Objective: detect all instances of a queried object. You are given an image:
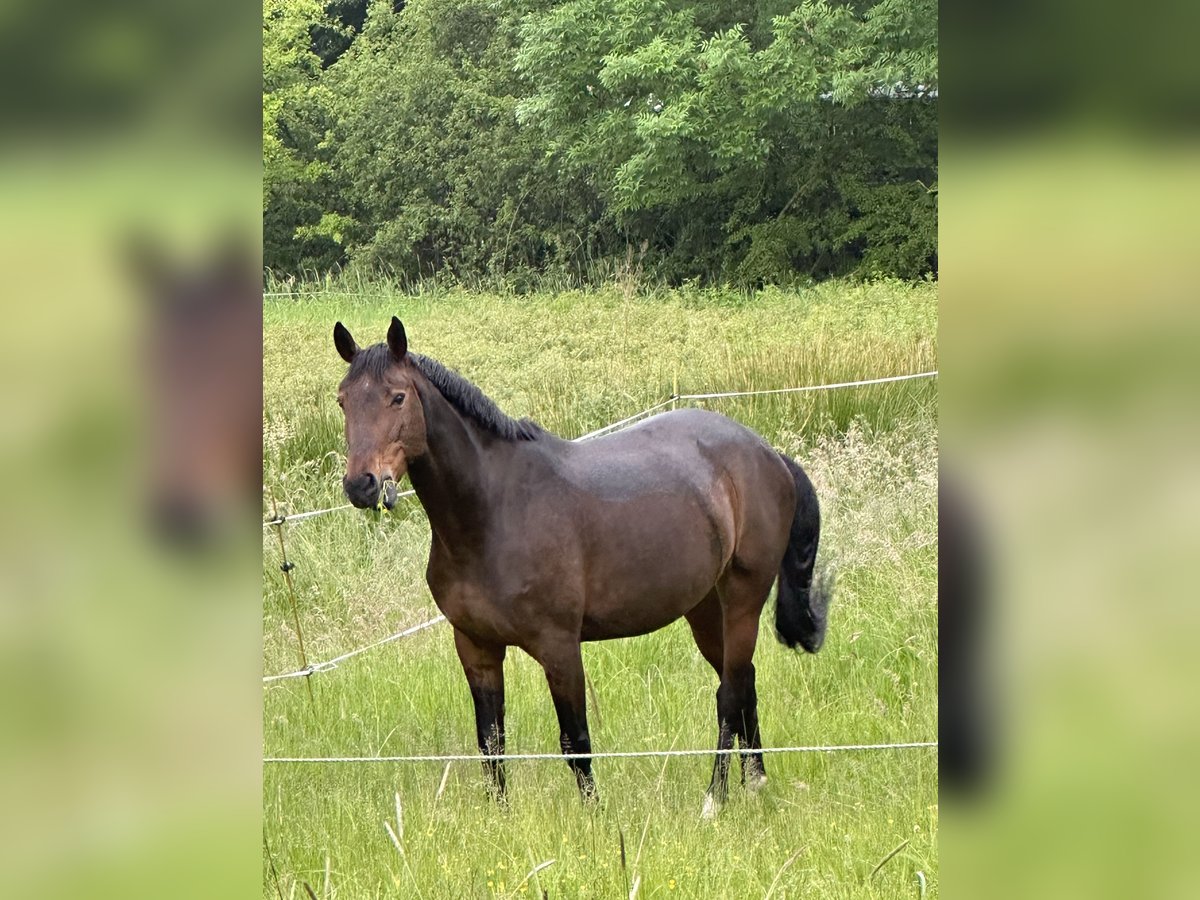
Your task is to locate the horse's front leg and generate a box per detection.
[537,640,597,802]
[453,628,508,802]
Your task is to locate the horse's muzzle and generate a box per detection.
[343,471,380,509]
[344,471,401,509]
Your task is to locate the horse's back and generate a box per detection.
[565,409,790,516]
[569,407,782,485]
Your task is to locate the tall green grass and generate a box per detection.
[263,280,937,898]
[264,280,935,513]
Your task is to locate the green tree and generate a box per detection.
[515,0,937,281]
[327,0,617,285]
[263,0,350,274]
[262,0,937,284]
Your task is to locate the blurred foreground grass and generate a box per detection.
[941,133,1200,897]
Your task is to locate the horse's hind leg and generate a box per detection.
[734,660,767,792]
[703,571,771,818]
[689,589,767,791]
[685,590,724,675]
[453,628,508,802]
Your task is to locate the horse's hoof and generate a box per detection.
[747,773,768,793]
[701,793,721,820]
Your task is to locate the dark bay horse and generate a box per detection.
[333,317,831,815]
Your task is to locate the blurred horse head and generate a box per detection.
[130,236,261,546]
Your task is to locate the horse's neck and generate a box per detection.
[407,384,506,550]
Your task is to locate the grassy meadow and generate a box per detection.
[262,280,938,899]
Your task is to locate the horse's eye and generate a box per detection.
[392,392,406,407]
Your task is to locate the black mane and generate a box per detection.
[348,343,543,442]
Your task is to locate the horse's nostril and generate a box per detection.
[343,471,379,506]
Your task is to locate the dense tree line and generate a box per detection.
[264,0,936,285]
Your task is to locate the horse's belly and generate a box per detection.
[579,590,704,641]
[579,526,723,640]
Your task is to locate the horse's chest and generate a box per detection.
[425,558,539,645]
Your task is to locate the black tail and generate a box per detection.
[775,453,833,653]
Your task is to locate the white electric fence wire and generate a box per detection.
[263,615,446,683]
[572,397,679,441]
[677,370,938,400]
[264,741,938,764]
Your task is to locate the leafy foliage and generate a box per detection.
[325,0,611,284]
[263,0,346,274]
[263,0,937,284]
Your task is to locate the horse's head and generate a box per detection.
[333,316,428,510]
[130,235,261,545]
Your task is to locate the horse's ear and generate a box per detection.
[387,316,408,361]
[333,322,358,364]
